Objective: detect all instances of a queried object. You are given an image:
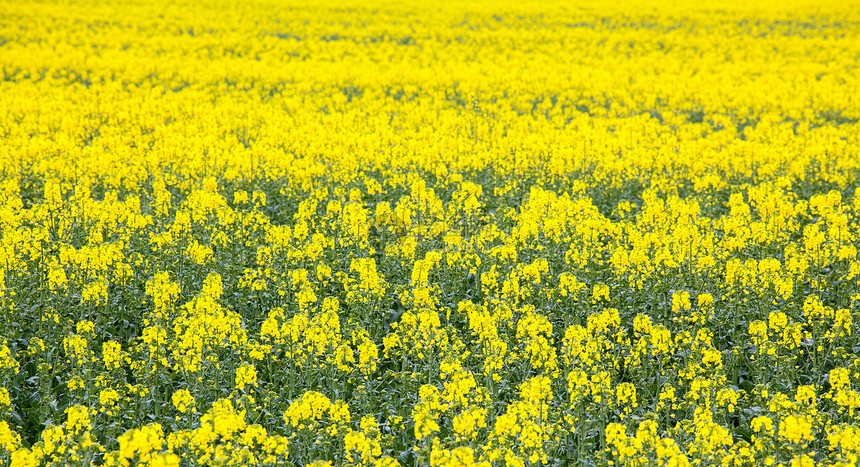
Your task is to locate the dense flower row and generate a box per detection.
[1,0,859,465]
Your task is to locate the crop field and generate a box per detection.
[1,0,860,465]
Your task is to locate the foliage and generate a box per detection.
[1,0,860,465]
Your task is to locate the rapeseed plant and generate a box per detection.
[1,0,860,465]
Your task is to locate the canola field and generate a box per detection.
[2,0,860,465]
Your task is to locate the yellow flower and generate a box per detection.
[172,390,195,414]
[115,424,166,465]
[779,415,813,445]
[0,421,22,452]
[235,363,258,390]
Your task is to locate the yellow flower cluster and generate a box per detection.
[1,0,859,465]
